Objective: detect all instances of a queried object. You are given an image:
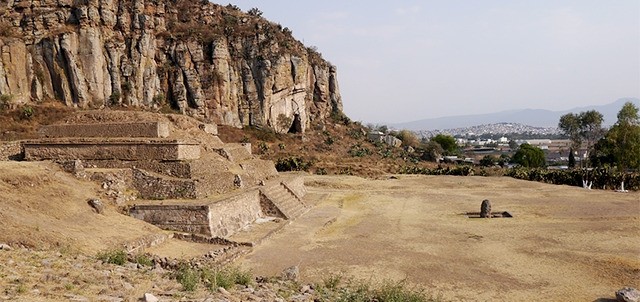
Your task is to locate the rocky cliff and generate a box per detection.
[0,0,343,133]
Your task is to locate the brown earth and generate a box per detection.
[238,175,640,302]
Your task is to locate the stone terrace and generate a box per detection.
[20,111,310,259]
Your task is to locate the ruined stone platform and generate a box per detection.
[21,113,309,258]
[39,122,170,138]
[129,175,308,238]
[23,138,200,161]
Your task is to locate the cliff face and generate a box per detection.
[0,0,343,133]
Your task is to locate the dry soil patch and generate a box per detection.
[238,175,640,301]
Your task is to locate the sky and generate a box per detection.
[213,1,640,124]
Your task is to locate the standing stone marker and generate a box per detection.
[480,199,492,218]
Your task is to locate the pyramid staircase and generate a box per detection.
[21,112,309,252]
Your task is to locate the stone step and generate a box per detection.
[215,143,252,162]
[259,183,307,220]
[23,138,200,161]
[39,122,170,138]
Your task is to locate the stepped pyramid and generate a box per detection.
[22,110,309,240]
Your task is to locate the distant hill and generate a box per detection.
[394,98,640,131]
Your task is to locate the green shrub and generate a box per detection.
[399,165,475,176]
[176,266,199,291]
[133,254,153,267]
[348,144,371,157]
[20,106,34,120]
[199,266,253,291]
[97,249,127,266]
[258,141,269,154]
[276,156,314,172]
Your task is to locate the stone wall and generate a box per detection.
[129,205,212,236]
[39,122,170,138]
[23,139,201,161]
[0,141,23,161]
[208,190,263,238]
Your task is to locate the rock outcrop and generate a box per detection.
[0,1,343,133]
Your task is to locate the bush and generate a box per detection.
[176,266,200,291]
[177,265,253,292]
[348,144,371,157]
[258,141,269,154]
[134,254,153,267]
[314,277,438,302]
[97,249,128,266]
[399,165,475,176]
[275,156,315,172]
[20,106,34,120]
[506,167,639,190]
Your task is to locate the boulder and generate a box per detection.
[617,287,640,302]
[281,265,299,282]
[142,293,159,302]
[88,198,104,214]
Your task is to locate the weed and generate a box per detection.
[258,141,269,154]
[323,274,342,289]
[324,136,335,145]
[133,254,153,267]
[176,266,199,291]
[187,266,253,291]
[348,144,371,157]
[278,143,286,150]
[315,167,328,175]
[20,106,35,120]
[96,249,127,266]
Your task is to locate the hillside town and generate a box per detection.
[415,122,562,139]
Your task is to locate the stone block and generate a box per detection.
[198,123,218,135]
[23,138,200,161]
[39,122,170,138]
[129,190,263,238]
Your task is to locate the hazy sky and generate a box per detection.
[215,1,640,123]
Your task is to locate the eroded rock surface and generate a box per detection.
[0,1,343,133]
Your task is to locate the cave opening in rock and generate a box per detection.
[288,114,302,133]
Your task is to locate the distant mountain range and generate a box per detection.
[393,98,640,131]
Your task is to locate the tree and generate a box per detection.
[508,140,519,150]
[480,155,496,167]
[498,154,511,167]
[394,130,420,148]
[512,143,546,168]
[558,110,604,166]
[430,134,458,155]
[592,102,640,171]
[247,7,263,16]
[421,141,444,162]
[568,149,576,168]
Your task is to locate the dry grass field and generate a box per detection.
[0,160,638,301]
[239,175,640,301]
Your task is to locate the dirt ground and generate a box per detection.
[238,175,640,302]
